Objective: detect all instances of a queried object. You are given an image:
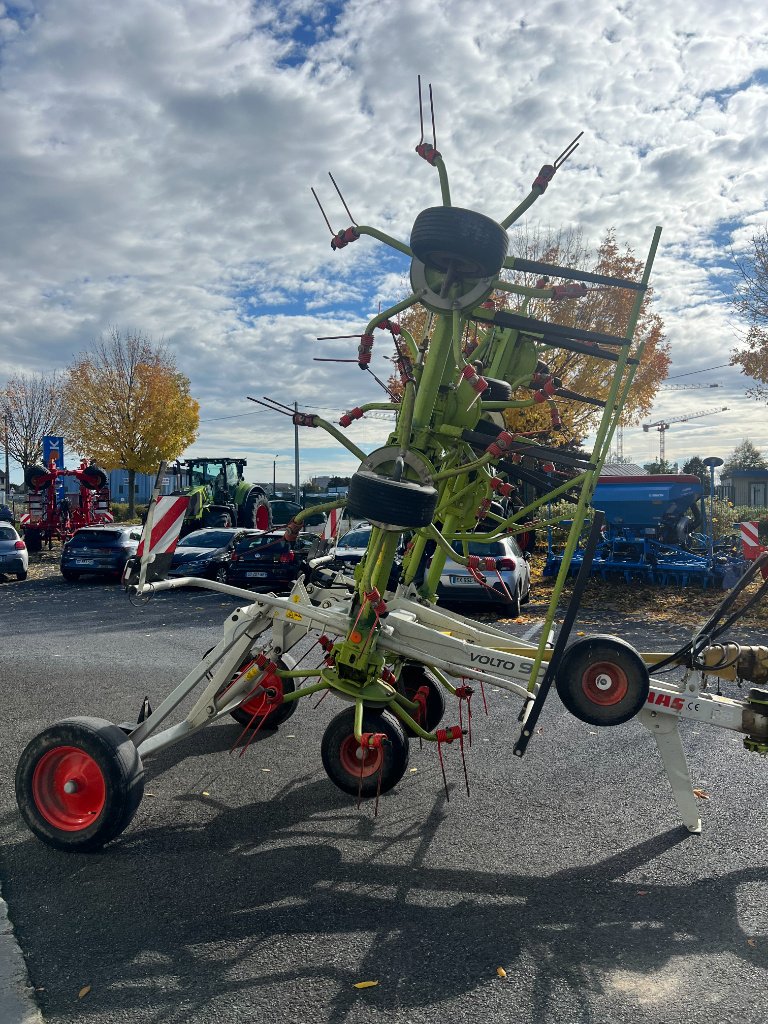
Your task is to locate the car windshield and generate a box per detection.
[71,530,127,545]
[178,530,235,548]
[338,529,370,548]
[450,541,506,558]
[235,534,286,553]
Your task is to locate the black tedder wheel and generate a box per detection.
[410,206,509,279]
[482,377,513,402]
[397,663,446,735]
[346,471,437,529]
[321,708,409,798]
[555,635,650,727]
[15,717,145,852]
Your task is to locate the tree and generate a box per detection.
[682,456,709,486]
[63,329,200,515]
[0,372,67,472]
[722,439,768,474]
[643,459,678,475]
[731,229,768,399]
[386,227,668,446]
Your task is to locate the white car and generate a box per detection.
[0,522,29,581]
[437,536,531,615]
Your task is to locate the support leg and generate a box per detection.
[639,709,701,834]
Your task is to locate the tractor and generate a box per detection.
[21,456,112,552]
[168,457,271,535]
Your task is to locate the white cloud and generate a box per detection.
[2,0,768,480]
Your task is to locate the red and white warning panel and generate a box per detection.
[123,495,189,586]
[322,507,340,541]
[740,521,762,560]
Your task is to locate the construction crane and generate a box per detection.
[642,407,729,463]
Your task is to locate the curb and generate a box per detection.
[0,884,43,1024]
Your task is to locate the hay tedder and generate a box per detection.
[15,87,768,852]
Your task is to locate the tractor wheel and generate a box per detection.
[228,659,297,728]
[24,528,43,554]
[321,708,409,798]
[397,663,446,735]
[346,471,437,529]
[410,206,509,279]
[203,506,232,528]
[61,569,79,582]
[482,377,513,402]
[555,635,650,727]
[15,717,145,852]
[241,490,270,531]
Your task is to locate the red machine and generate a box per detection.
[21,456,112,552]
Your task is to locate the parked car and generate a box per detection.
[269,499,328,537]
[60,525,142,582]
[436,536,531,615]
[227,530,320,590]
[328,525,373,568]
[0,522,28,581]
[167,528,247,582]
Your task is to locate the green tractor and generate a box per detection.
[169,458,271,535]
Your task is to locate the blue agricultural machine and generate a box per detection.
[545,474,745,587]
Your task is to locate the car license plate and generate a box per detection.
[75,559,97,566]
[448,575,476,585]
[246,571,268,578]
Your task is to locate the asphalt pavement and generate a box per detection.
[1,572,768,1023]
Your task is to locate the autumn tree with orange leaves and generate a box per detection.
[63,329,199,515]
[388,227,668,446]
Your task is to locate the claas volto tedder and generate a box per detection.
[14,81,768,853]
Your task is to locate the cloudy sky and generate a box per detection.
[2,0,767,486]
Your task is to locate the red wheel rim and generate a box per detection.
[338,735,383,778]
[581,661,629,706]
[31,746,106,831]
[239,694,270,720]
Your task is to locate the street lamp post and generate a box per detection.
[272,455,279,497]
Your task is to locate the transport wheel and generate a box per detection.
[80,465,108,490]
[346,471,437,529]
[228,659,297,728]
[397,663,446,735]
[482,377,513,402]
[321,708,409,797]
[410,206,509,278]
[15,717,145,852]
[242,490,270,531]
[555,635,649,726]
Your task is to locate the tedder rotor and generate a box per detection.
[15,85,768,852]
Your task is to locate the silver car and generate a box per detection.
[437,536,531,615]
[0,522,29,581]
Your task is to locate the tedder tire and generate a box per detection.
[482,377,513,402]
[321,708,409,798]
[229,659,297,729]
[397,663,446,735]
[555,635,650,727]
[346,472,437,529]
[241,490,271,531]
[410,206,509,279]
[15,717,145,852]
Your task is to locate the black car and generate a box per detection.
[167,528,247,582]
[61,525,142,582]
[227,531,320,590]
